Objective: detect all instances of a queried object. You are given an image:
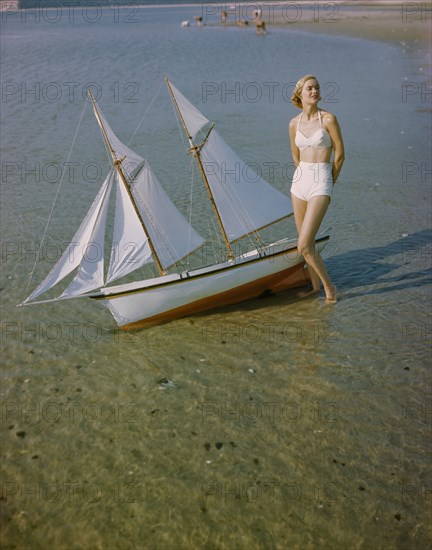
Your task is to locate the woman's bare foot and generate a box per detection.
[297,287,321,299]
[325,284,337,304]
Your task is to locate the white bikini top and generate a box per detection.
[295,110,332,150]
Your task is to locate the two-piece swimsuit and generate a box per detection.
[291,109,333,201]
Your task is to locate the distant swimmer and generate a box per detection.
[253,8,262,20]
[193,16,204,27]
[256,20,266,35]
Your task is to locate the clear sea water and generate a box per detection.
[1,4,431,549]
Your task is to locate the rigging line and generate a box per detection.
[100,127,114,165]
[25,99,89,294]
[208,212,222,264]
[186,159,194,266]
[127,80,164,146]
[186,156,196,269]
[168,90,187,148]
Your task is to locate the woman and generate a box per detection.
[289,74,345,303]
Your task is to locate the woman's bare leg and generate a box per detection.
[293,194,336,303]
[291,195,321,292]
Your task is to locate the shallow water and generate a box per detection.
[1,4,431,549]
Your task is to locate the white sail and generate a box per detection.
[107,173,152,284]
[93,103,144,179]
[24,170,115,303]
[106,160,207,284]
[130,162,205,270]
[60,170,114,298]
[200,129,293,242]
[168,82,209,140]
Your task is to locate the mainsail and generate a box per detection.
[200,130,293,241]
[167,80,293,244]
[129,162,204,271]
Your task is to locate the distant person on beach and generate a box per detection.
[289,74,345,303]
[253,8,262,20]
[256,20,266,34]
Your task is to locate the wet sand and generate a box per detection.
[280,5,429,45]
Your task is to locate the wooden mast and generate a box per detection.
[88,90,166,277]
[165,78,234,261]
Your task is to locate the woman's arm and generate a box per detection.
[289,117,300,166]
[325,113,345,183]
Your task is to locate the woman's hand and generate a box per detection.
[325,113,345,183]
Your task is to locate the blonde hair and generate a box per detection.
[291,74,321,109]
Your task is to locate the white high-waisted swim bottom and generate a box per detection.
[291,162,333,201]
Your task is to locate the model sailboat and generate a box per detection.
[21,79,329,328]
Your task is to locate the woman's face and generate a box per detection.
[300,79,321,106]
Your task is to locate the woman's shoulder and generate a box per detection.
[289,114,301,128]
[319,109,338,125]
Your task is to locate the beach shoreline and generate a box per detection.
[202,1,431,45]
[272,5,430,45]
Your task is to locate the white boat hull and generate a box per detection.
[90,236,329,329]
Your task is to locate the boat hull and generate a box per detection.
[91,237,328,329]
